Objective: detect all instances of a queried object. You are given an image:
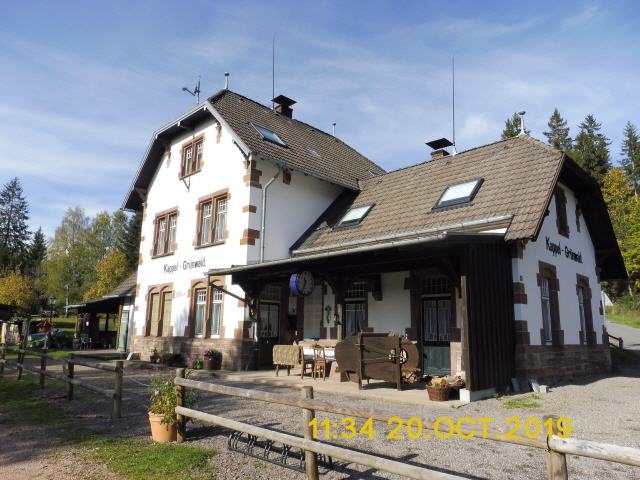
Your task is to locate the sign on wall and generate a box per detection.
[545,237,583,264]
[163,257,207,274]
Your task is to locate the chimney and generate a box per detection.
[426,138,454,160]
[431,149,450,160]
[272,94,296,118]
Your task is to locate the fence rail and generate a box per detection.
[607,333,624,350]
[175,375,640,480]
[0,343,123,418]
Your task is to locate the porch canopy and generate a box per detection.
[207,232,515,393]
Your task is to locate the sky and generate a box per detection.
[1,1,639,238]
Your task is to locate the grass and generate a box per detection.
[606,313,640,329]
[86,437,216,480]
[502,394,542,410]
[51,316,77,333]
[0,376,217,479]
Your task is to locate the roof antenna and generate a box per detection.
[332,122,336,137]
[517,110,527,135]
[451,57,457,155]
[182,76,201,103]
[224,72,230,90]
[272,34,275,108]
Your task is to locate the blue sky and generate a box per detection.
[1,1,639,237]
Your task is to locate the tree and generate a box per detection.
[543,108,572,151]
[621,121,640,195]
[0,177,30,270]
[501,112,530,139]
[120,211,142,271]
[0,269,37,312]
[572,114,611,185]
[25,227,47,277]
[83,251,130,301]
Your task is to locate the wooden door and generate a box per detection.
[258,301,280,367]
[422,297,451,376]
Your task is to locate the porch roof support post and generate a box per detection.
[460,250,472,391]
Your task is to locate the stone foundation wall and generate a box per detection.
[514,344,611,385]
[130,335,256,371]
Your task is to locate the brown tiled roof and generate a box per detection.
[105,272,137,298]
[209,90,385,189]
[293,135,564,253]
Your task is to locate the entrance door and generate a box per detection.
[117,309,129,352]
[258,301,280,367]
[422,297,451,375]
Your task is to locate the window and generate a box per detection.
[576,275,594,345]
[211,289,223,336]
[197,194,228,246]
[161,291,172,337]
[344,281,367,337]
[180,136,204,177]
[194,288,207,337]
[154,211,177,256]
[337,205,373,227]
[577,286,586,340]
[434,178,483,209]
[252,123,287,147]
[148,293,160,337]
[555,187,569,237]
[146,286,172,337]
[540,278,553,345]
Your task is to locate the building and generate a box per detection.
[123,88,625,398]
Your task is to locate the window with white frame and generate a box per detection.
[194,288,207,337]
[211,289,223,336]
[154,211,177,256]
[197,195,227,246]
[541,278,553,345]
[434,178,483,209]
[214,197,227,242]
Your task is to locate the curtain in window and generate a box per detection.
[156,218,166,255]
[211,289,223,336]
[167,214,177,253]
[214,198,227,242]
[200,202,212,245]
[195,289,206,337]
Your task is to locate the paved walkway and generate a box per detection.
[606,320,640,350]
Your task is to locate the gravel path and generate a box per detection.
[1,359,639,479]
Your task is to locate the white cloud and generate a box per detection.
[563,5,600,28]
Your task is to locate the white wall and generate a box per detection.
[513,182,603,345]
[249,159,344,262]
[367,271,411,335]
[135,118,250,340]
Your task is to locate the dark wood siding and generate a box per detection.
[463,242,515,391]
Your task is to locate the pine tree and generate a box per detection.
[121,211,142,271]
[572,114,611,185]
[0,177,30,270]
[501,112,529,139]
[543,108,572,151]
[621,121,640,195]
[25,227,47,277]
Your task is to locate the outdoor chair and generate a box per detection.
[313,346,331,380]
[300,346,315,379]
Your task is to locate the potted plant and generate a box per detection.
[203,348,222,370]
[147,374,196,443]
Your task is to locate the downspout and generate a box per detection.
[260,165,282,263]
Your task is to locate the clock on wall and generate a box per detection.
[290,271,315,296]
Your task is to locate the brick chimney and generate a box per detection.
[431,149,450,160]
[272,95,296,118]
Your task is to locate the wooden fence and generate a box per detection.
[0,343,123,419]
[174,373,640,480]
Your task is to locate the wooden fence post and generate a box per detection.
[176,368,186,443]
[40,348,48,389]
[0,343,5,377]
[112,360,123,419]
[67,354,74,401]
[17,318,30,381]
[545,415,568,480]
[302,386,319,480]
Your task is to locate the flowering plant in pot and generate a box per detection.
[148,374,196,443]
[203,348,222,370]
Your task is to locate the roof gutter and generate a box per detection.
[291,214,513,256]
[206,230,505,278]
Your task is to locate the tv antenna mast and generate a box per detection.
[451,57,457,155]
[182,77,201,103]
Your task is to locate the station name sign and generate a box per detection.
[163,257,206,274]
[545,237,582,264]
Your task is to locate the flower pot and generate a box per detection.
[204,356,222,370]
[148,412,177,443]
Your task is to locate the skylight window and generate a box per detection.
[435,178,484,208]
[338,204,373,227]
[252,123,287,147]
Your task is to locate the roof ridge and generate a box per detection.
[209,89,385,174]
